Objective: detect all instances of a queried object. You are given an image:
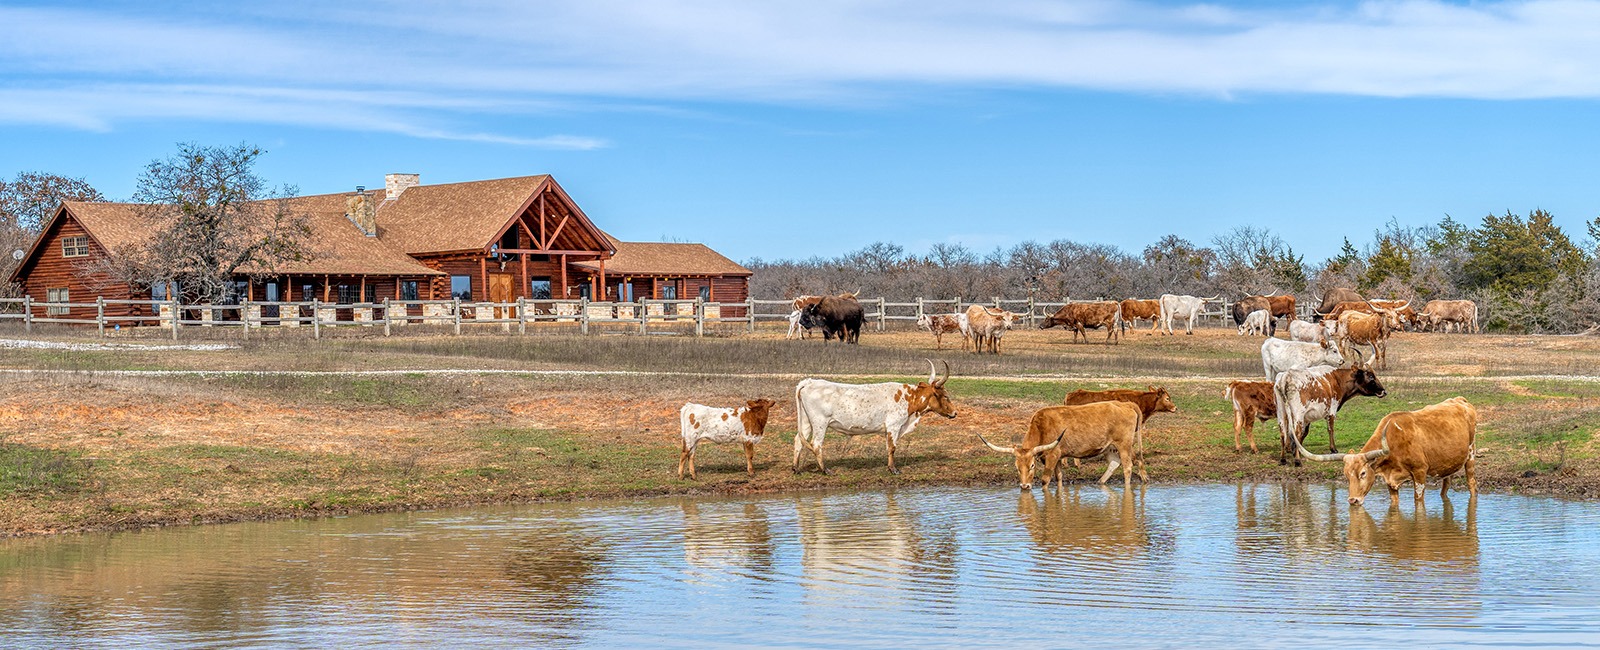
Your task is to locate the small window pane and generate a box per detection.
[401,281,419,301]
[61,236,89,258]
[699,285,710,302]
[661,283,677,300]
[529,278,551,300]
[46,288,68,315]
[365,284,377,304]
[337,285,357,304]
[450,276,472,301]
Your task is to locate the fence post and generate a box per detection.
[22,295,31,333]
[746,298,755,333]
[877,298,886,331]
[241,299,250,341]
[95,297,105,338]
[170,299,180,340]
[639,301,648,335]
[993,296,1002,310]
[1028,297,1037,327]
[517,297,527,335]
[383,298,392,336]
[312,299,321,340]
[695,301,705,338]
[915,297,924,321]
[452,298,462,335]
[579,297,589,335]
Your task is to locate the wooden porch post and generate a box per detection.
[559,254,567,297]
[520,253,528,298]
[359,276,366,303]
[479,255,488,302]
[323,275,330,302]
[598,259,606,299]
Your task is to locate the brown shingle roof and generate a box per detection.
[366,175,545,254]
[571,240,751,277]
[57,200,440,277]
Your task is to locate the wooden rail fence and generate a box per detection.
[0,295,1279,339]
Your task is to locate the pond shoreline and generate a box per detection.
[7,470,1594,540]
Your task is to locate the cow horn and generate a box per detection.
[1362,426,1392,461]
[1293,430,1346,462]
[1030,433,1065,454]
[977,434,1015,454]
[925,359,937,384]
[936,360,951,387]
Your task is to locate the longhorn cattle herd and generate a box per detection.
[701,288,1482,508]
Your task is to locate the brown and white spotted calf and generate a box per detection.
[1225,380,1276,453]
[678,398,777,479]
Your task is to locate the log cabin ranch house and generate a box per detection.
[9,174,752,323]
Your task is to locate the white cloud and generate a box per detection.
[5,0,1600,137]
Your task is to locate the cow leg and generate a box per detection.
[1120,445,1135,487]
[1465,454,1478,496]
[792,431,809,473]
[1440,475,1450,497]
[885,435,900,474]
[678,444,690,479]
[1136,434,1149,483]
[743,442,756,476]
[687,446,698,480]
[1233,410,1245,452]
[1326,416,1339,454]
[1412,469,1428,506]
[814,442,829,474]
[1098,451,1121,485]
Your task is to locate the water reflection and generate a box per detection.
[0,485,1595,647]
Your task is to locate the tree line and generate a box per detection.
[746,214,1600,334]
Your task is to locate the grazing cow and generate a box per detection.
[1231,296,1271,327]
[1324,301,1378,321]
[1314,288,1365,320]
[1419,299,1479,333]
[678,399,776,479]
[1274,364,1387,466]
[1296,397,1478,506]
[1159,294,1216,335]
[965,305,1020,354]
[793,360,957,474]
[1119,298,1162,334]
[1225,380,1276,453]
[1040,301,1121,344]
[1261,337,1345,382]
[1238,309,1273,336]
[916,313,965,349]
[1334,304,1405,369]
[1062,385,1177,421]
[1288,319,1335,345]
[803,293,865,343]
[978,400,1145,489]
[786,309,821,339]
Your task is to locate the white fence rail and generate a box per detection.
[0,294,1280,339]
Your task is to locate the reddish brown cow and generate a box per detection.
[1267,294,1297,321]
[1040,301,1121,344]
[1062,386,1176,421]
[1225,380,1276,453]
[1297,397,1478,506]
[1119,299,1161,334]
[978,401,1145,489]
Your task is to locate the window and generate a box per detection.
[400,281,419,301]
[337,285,357,304]
[619,282,634,302]
[60,236,88,258]
[699,285,710,302]
[578,284,592,300]
[301,284,317,303]
[151,281,176,302]
[661,282,677,300]
[45,288,68,315]
[529,278,551,300]
[450,275,473,301]
[365,284,377,304]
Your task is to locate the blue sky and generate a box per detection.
[3,1,1600,263]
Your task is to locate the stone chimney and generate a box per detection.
[346,187,378,237]
[385,173,420,199]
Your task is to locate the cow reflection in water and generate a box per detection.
[1016,486,1152,559]
[678,501,775,575]
[795,492,957,608]
[1347,495,1479,566]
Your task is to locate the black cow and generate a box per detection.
[804,295,864,344]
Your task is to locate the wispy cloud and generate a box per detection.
[4,1,1600,139]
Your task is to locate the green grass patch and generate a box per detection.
[0,444,94,497]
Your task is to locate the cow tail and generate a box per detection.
[1273,379,1293,453]
[793,381,810,454]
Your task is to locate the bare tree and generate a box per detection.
[0,172,105,296]
[99,143,313,304]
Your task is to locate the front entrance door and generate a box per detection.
[488,273,514,318]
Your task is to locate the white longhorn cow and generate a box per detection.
[793,360,958,474]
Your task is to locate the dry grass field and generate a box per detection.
[2,322,1598,536]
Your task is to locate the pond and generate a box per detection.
[3,484,1598,648]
